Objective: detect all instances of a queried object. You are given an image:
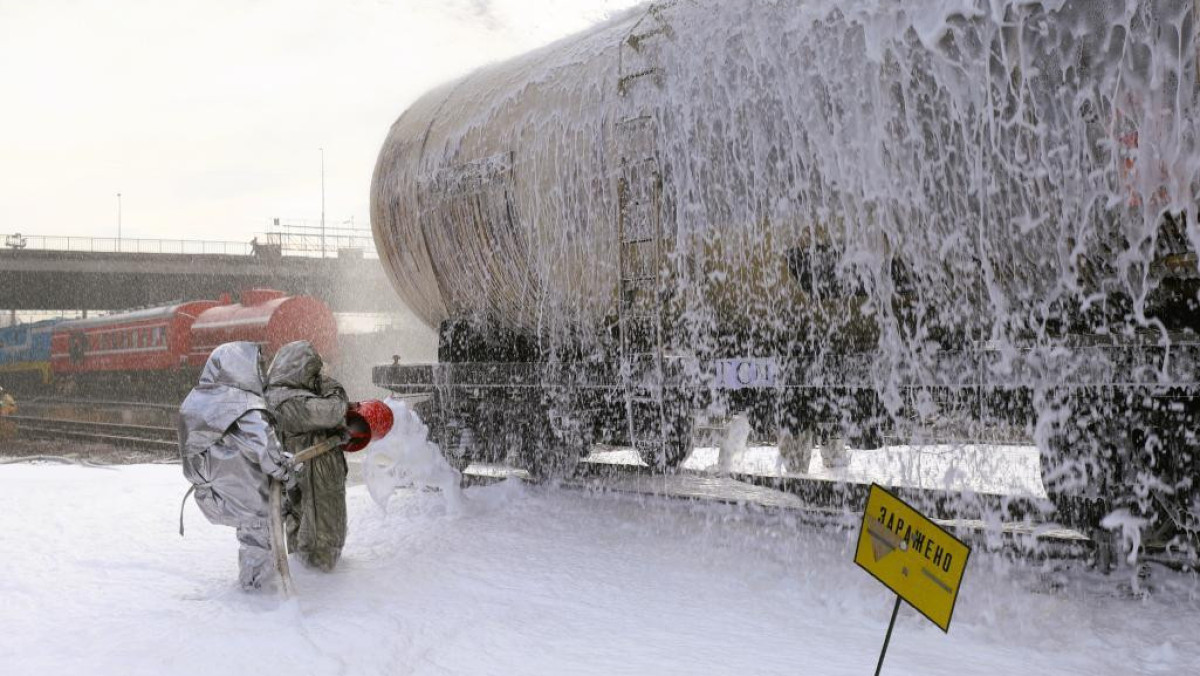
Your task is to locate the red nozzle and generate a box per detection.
[344,399,394,452]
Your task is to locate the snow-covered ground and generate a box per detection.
[1,461,1197,675]
[592,442,1047,498]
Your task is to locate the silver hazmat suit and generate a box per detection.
[178,341,289,590]
[266,340,349,572]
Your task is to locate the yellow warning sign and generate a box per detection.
[854,484,971,632]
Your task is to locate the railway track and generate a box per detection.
[15,396,179,412]
[6,414,177,452]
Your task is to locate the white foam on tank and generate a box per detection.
[374,0,1200,551]
[361,399,465,513]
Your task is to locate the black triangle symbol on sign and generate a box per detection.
[867,517,901,563]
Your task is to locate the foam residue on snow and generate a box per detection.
[360,399,464,512]
[680,442,1046,498]
[2,462,1199,675]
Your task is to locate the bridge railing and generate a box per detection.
[4,234,255,256]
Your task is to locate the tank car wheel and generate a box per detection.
[778,429,815,474]
[636,405,695,472]
[414,398,480,472]
[1132,390,1200,554]
[1036,388,1124,533]
[848,425,884,452]
[512,411,594,482]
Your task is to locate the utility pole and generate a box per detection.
[319,147,326,258]
[117,192,122,249]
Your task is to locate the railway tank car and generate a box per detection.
[187,289,338,366]
[372,0,1199,538]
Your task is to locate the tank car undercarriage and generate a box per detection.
[374,318,1200,560]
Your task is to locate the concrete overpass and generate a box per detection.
[0,245,399,313]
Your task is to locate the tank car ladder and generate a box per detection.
[615,3,676,466]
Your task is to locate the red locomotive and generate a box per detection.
[47,289,336,397]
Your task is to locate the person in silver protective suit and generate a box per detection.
[178,341,292,591]
[266,340,350,572]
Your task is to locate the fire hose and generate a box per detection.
[270,400,394,597]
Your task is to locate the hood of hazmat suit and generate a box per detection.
[266,340,349,572]
[178,341,289,590]
[179,341,269,457]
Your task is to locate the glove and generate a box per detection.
[282,453,305,489]
[261,451,300,489]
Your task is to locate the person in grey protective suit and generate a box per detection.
[178,341,292,591]
[266,340,350,572]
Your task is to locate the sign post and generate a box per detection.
[854,483,971,673]
[874,596,901,676]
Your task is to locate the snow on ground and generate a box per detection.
[1,461,1197,675]
[591,442,1046,498]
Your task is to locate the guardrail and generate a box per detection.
[3,232,378,259]
[4,234,254,256]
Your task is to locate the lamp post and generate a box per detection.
[319,147,326,258]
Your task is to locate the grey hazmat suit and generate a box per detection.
[178,341,290,590]
[266,340,349,572]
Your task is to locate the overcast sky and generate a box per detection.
[0,0,639,244]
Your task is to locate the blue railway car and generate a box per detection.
[0,319,60,390]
